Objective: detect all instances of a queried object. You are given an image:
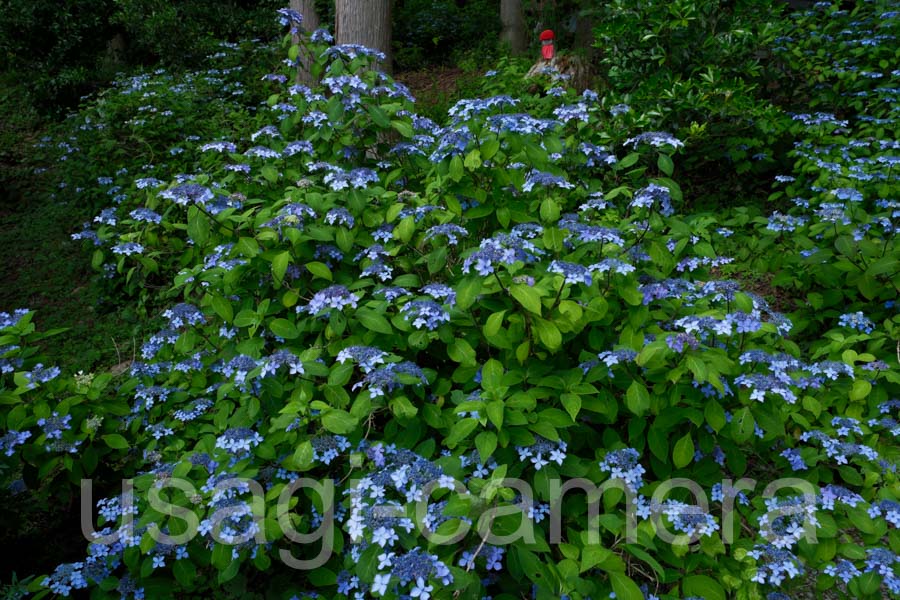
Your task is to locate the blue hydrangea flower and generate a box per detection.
[162,303,205,328]
[298,285,359,315]
[624,131,684,150]
[401,301,449,330]
[215,427,263,454]
[548,260,592,286]
[599,448,645,492]
[522,169,574,193]
[337,346,388,373]
[838,311,875,333]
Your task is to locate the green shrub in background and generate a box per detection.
[0,0,281,113]
[0,0,120,110]
[588,0,792,203]
[109,0,282,68]
[4,4,900,599]
[393,0,501,71]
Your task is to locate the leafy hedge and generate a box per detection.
[2,3,899,600]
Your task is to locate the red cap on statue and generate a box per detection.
[539,29,555,60]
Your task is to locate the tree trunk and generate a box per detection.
[500,0,527,56]
[574,11,595,60]
[335,0,393,74]
[290,0,322,85]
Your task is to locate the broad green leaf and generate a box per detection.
[464,149,482,170]
[657,153,674,176]
[103,434,129,450]
[481,359,504,392]
[211,295,233,323]
[626,381,650,416]
[673,432,694,469]
[580,545,612,573]
[446,418,479,447]
[269,318,299,339]
[609,572,643,600]
[271,251,290,285]
[532,317,562,351]
[321,410,358,434]
[683,575,725,600]
[704,400,726,432]
[355,309,393,335]
[456,277,483,310]
[731,407,755,443]
[481,139,500,160]
[475,431,497,463]
[187,206,210,246]
[448,338,477,366]
[510,283,542,315]
[561,394,581,421]
[305,261,332,281]
[484,311,506,337]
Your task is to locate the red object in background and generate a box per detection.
[540,29,555,60]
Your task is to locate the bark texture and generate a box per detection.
[289,0,322,85]
[500,0,527,56]
[335,0,393,73]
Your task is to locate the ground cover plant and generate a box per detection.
[0,2,898,599]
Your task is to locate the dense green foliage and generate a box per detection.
[590,0,791,200]
[0,0,280,111]
[393,0,501,70]
[1,2,899,599]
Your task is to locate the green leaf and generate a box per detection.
[355,309,393,335]
[391,120,413,138]
[540,198,560,223]
[704,400,726,432]
[464,149,482,170]
[173,559,197,588]
[456,277,483,310]
[686,355,707,382]
[103,434,129,450]
[623,545,665,579]
[449,155,464,182]
[683,575,725,600]
[261,165,279,184]
[269,318,299,339]
[390,396,418,419]
[446,418,479,448]
[510,283,542,315]
[305,261,332,281]
[533,318,562,350]
[636,340,667,367]
[561,394,581,421]
[626,381,650,416]
[486,400,504,429]
[481,359,504,392]
[448,338,477,366]
[609,572,643,600]
[481,139,500,160]
[321,410,358,434]
[617,153,640,169]
[395,216,416,243]
[731,407,755,443]
[673,432,694,469]
[849,379,871,401]
[367,104,391,127]
[657,153,674,176]
[580,545,612,573]
[475,431,497,463]
[271,251,290,285]
[484,311,506,337]
[187,206,210,246]
[211,296,233,323]
[237,237,259,257]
